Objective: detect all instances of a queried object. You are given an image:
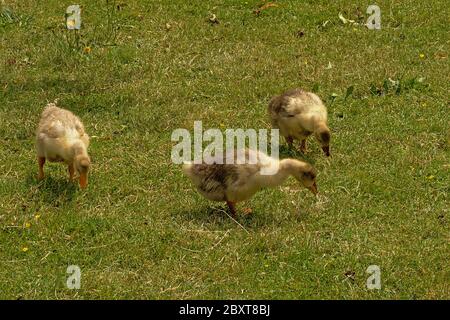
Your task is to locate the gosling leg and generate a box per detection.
[300,139,307,153]
[286,136,293,149]
[226,201,237,217]
[38,157,46,180]
[68,163,75,181]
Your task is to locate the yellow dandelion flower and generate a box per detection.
[427,175,435,180]
[24,222,31,228]
[83,46,92,54]
[35,214,41,220]
[419,53,425,59]
[21,247,29,252]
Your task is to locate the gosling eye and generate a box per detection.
[303,171,316,180]
[320,131,331,143]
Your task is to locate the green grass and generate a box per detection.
[0,0,448,299]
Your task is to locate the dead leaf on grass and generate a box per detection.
[208,14,220,25]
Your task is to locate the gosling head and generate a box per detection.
[74,155,91,189]
[293,163,318,195]
[315,124,331,157]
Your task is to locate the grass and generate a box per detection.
[0,0,448,299]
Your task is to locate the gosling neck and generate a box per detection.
[70,142,88,159]
[279,159,308,176]
[313,120,329,134]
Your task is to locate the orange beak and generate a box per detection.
[79,173,88,189]
[308,181,318,195]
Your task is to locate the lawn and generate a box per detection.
[0,0,448,299]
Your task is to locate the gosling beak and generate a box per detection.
[322,146,330,157]
[309,182,318,195]
[79,173,88,189]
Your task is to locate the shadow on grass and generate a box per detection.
[26,172,77,207]
[278,144,317,164]
[175,204,269,231]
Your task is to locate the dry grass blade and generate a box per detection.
[253,2,278,16]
